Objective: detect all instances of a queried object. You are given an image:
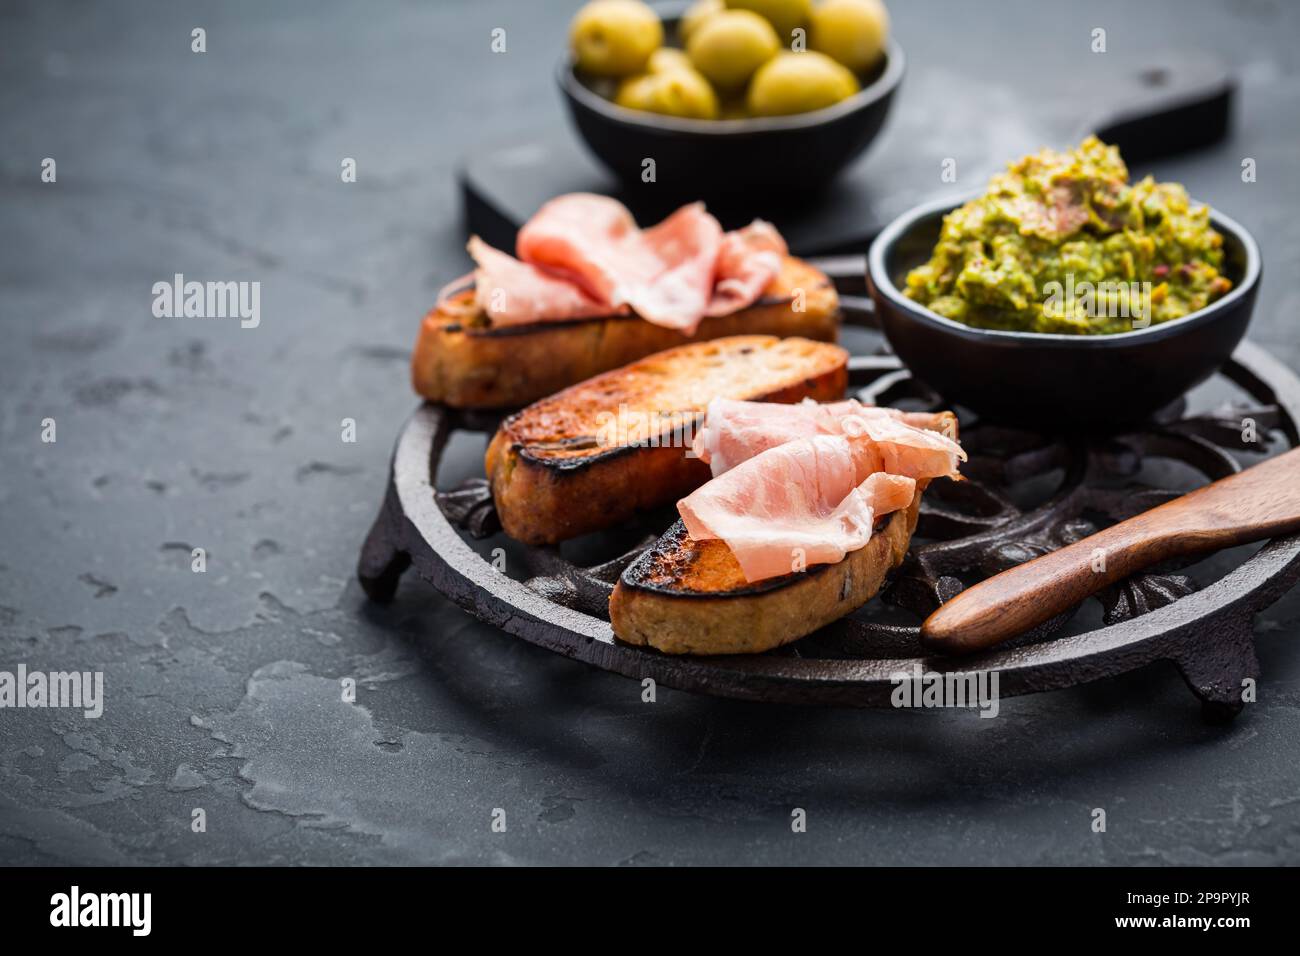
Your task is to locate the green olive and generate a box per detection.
[614,74,658,111]
[725,0,813,43]
[809,0,889,74]
[746,51,860,116]
[570,0,665,78]
[686,9,780,93]
[615,69,721,119]
[647,47,694,75]
[680,0,724,42]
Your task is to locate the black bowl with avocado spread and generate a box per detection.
[867,140,1260,428]
[903,137,1232,335]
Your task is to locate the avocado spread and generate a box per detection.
[904,137,1232,334]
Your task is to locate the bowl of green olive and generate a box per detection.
[558,0,904,199]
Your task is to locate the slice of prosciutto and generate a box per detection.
[616,202,724,330]
[678,434,919,583]
[846,413,966,482]
[459,194,786,334]
[518,196,723,330]
[692,397,964,478]
[515,193,649,304]
[706,220,788,318]
[457,237,618,326]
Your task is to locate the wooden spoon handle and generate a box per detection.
[920,518,1186,654]
[921,447,1300,654]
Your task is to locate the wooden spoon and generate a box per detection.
[921,446,1300,655]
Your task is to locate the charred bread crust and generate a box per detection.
[608,487,926,656]
[485,336,849,545]
[412,256,838,409]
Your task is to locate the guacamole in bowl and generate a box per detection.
[904,136,1232,334]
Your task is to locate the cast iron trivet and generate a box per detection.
[358,286,1300,721]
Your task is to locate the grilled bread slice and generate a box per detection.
[413,256,838,409]
[485,335,848,545]
[609,485,926,656]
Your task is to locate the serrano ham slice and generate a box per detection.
[458,237,618,326]
[844,412,966,482]
[518,196,723,330]
[678,434,919,583]
[516,193,654,303]
[707,220,788,318]
[679,400,965,583]
[692,397,963,477]
[462,194,786,334]
[616,202,724,330]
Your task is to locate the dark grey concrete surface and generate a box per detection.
[2,0,1299,866]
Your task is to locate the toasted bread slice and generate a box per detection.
[609,487,925,655]
[413,256,838,409]
[485,335,848,545]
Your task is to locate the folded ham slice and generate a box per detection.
[458,194,786,334]
[844,412,966,482]
[518,197,723,329]
[515,194,648,303]
[612,202,724,329]
[679,434,919,583]
[692,397,964,477]
[707,220,788,318]
[679,399,966,582]
[459,237,617,326]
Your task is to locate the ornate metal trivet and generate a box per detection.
[359,290,1300,721]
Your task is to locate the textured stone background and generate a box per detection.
[2,0,1299,865]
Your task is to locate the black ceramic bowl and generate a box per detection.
[867,195,1261,429]
[558,13,903,201]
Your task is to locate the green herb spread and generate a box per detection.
[904,136,1232,334]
